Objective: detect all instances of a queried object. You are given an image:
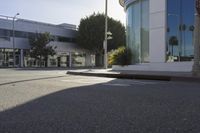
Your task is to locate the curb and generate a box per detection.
[66,71,200,83]
[67,71,171,81]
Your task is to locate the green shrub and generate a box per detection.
[108,46,132,66]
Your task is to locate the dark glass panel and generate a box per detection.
[167,0,195,62]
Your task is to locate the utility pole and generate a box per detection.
[192,0,200,75]
[12,13,20,67]
[104,0,108,69]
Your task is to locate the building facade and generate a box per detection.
[0,15,94,68]
[118,0,195,71]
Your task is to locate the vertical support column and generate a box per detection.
[149,0,167,63]
[192,0,200,75]
[13,19,16,67]
[85,53,92,67]
[192,14,200,74]
[20,49,24,67]
[104,0,108,69]
[69,52,72,68]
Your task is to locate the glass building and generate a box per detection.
[167,0,195,62]
[120,0,195,65]
[126,0,149,63]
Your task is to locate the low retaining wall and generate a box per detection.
[112,62,193,72]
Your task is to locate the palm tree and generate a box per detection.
[189,25,195,45]
[178,24,183,57]
[167,27,170,54]
[169,36,178,56]
[178,24,187,56]
[182,24,187,55]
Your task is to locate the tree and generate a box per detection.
[77,13,126,66]
[169,36,178,56]
[29,32,56,67]
[181,24,187,55]
[189,25,195,45]
[108,46,132,66]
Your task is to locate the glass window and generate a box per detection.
[72,52,86,67]
[15,31,28,38]
[126,0,149,64]
[167,0,195,62]
[28,32,36,38]
[0,48,20,67]
[0,29,10,40]
[57,36,76,43]
[0,28,76,43]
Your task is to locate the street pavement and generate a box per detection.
[0,69,200,133]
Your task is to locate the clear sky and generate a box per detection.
[0,0,125,26]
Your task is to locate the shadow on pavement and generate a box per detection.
[12,67,102,71]
[0,76,66,86]
[0,80,200,133]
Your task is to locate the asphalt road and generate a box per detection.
[0,69,200,133]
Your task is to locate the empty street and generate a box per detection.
[0,69,200,133]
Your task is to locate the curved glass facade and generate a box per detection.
[167,0,195,62]
[126,0,149,64]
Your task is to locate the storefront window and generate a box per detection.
[72,52,86,67]
[126,0,149,64]
[0,48,20,67]
[167,0,195,62]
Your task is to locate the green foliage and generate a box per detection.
[108,46,132,66]
[29,32,56,67]
[77,13,126,54]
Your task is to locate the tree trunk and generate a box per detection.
[95,53,103,67]
[45,57,48,67]
[39,56,42,67]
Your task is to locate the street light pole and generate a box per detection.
[104,0,108,69]
[12,13,20,67]
[192,0,200,75]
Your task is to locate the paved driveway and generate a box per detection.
[0,69,200,133]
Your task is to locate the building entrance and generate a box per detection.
[0,48,20,67]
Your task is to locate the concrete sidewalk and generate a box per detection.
[66,69,200,83]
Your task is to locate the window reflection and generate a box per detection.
[0,49,20,67]
[167,0,195,62]
[126,0,149,64]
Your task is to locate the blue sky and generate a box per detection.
[0,0,125,26]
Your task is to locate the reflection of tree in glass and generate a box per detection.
[189,25,195,46]
[169,36,178,56]
[182,24,187,55]
[179,24,187,55]
[141,28,149,62]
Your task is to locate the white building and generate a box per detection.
[117,0,195,72]
[0,15,94,68]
